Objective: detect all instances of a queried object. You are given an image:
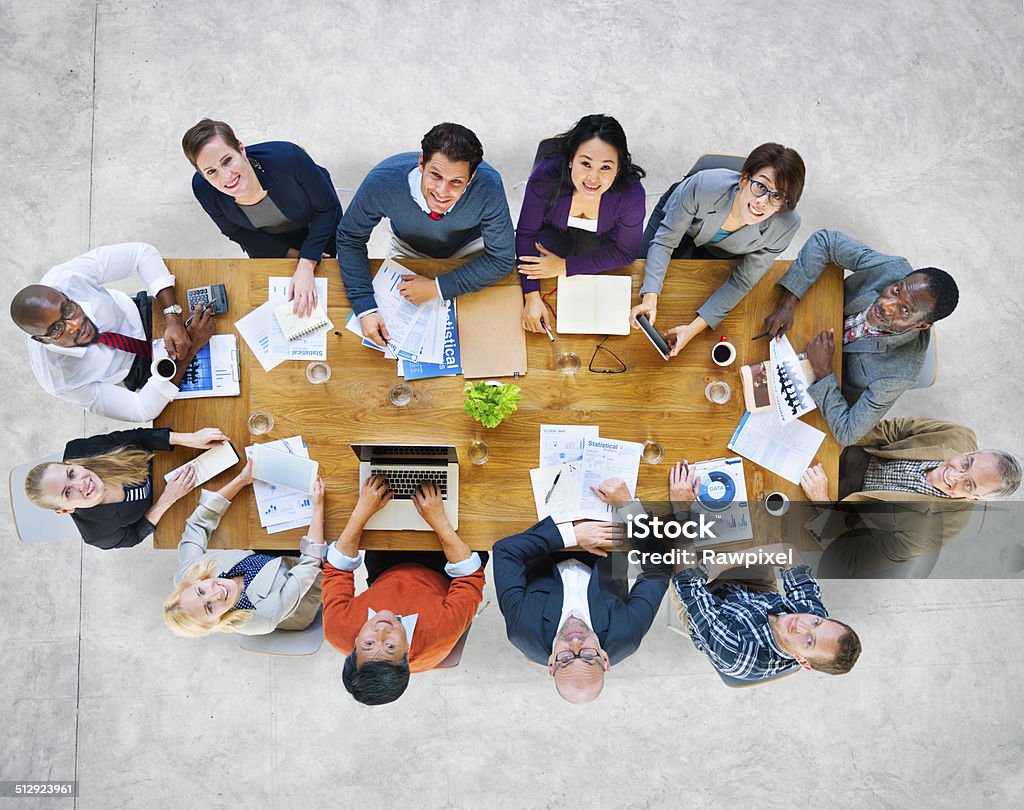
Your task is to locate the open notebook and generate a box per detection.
[556,275,631,335]
[273,300,334,340]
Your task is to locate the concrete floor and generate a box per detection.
[2,1,1022,808]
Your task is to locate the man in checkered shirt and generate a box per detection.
[673,558,861,681]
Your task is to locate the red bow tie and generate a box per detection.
[428,211,442,220]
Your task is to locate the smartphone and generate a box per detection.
[636,314,671,361]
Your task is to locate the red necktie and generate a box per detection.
[95,331,152,359]
[428,211,442,221]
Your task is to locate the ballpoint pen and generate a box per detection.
[544,470,562,503]
[751,331,770,341]
[542,320,555,342]
[184,301,214,328]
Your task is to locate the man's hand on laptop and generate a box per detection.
[412,481,449,530]
[359,312,391,349]
[353,474,393,522]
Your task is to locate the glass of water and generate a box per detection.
[247,411,274,435]
[642,440,664,465]
[556,352,581,375]
[305,361,331,384]
[468,439,490,465]
[389,383,413,406]
[705,381,732,405]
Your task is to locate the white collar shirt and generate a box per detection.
[553,558,594,645]
[27,243,179,422]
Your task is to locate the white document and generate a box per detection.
[769,334,816,423]
[689,456,752,546]
[728,410,826,484]
[372,259,433,359]
[530,461,582,523]
[235,301,286,372]
[245,436,314,530]
[556,275,632,335]
[268,277,330,361]
[539,424,600,466]
[153,335,240,399]
[345,311,396,357]
[576,437,643,520]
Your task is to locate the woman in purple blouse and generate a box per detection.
[516,115,646,332]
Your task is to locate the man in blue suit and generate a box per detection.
[493,478,673,704]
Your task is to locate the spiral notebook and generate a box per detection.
[273,300,334,340]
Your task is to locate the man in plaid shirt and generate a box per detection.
[673,557,861,681]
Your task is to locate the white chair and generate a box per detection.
[238,606,324,656]
[8,453,79,544]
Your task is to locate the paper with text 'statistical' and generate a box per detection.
[245,436,314,531]
[530,462,582,523]
[399,299,462,379]
[268,277,329,361]
[576,437,643,520]
[728,410,825,484]
[539,424,600,467]
[769,334,816,423]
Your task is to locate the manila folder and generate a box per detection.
[457,285,528,379]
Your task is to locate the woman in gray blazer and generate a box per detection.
[162,458,325,637]
[631,143,805,357]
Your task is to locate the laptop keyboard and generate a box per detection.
[369,467,448,499]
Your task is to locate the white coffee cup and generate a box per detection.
[151,356,177,381]
[712,337,736,367]
[764,491,790,516]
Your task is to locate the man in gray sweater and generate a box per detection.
[337,122,515,348]
[763,230,959,445]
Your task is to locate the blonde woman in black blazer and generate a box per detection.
[24,426,226,549]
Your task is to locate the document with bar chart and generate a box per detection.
[152,335,240,399]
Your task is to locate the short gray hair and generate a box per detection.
[979,449,1022,498]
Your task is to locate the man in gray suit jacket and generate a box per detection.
[763,230,960,445]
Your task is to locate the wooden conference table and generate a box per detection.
[153,258,842,550]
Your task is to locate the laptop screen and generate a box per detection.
[351,444,458,464]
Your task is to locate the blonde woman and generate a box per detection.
[24,427,226,550]
[163,458,326,637]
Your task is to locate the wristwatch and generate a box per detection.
[162,304,183,317]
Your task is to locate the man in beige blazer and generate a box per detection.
[800,417,1021,575]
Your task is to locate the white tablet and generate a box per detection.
[252,443,318,494]
[163,441,240,486]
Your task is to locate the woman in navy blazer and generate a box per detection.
[516,114,646,333]
[182,118,343,317]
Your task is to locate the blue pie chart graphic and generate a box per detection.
[698,470,737,510]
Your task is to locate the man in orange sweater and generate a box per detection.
[322,476,486,705]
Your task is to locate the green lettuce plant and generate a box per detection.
[463,381,522,428]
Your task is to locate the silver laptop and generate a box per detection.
[351,444,459,531]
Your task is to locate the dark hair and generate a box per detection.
[912,267,959,323]
[808,619,862,676]
[741,142,806,210]
[181,118,242,169]
[342,651,410,705]
[420,123,484,176]
[551,114,646,199]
